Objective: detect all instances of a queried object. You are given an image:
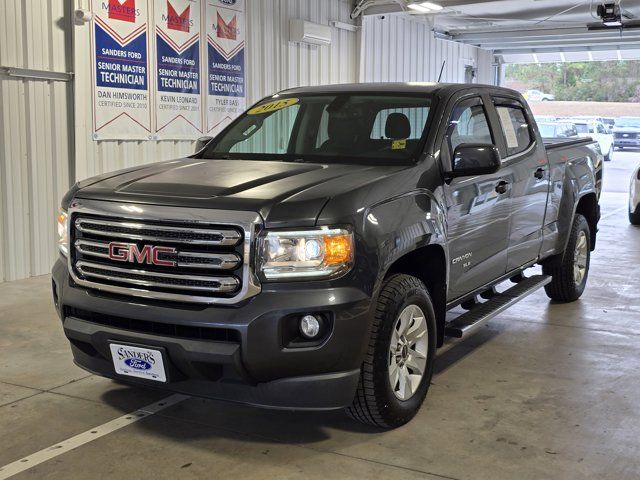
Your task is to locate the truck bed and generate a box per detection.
[543,137,594,150]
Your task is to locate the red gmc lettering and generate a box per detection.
[108,242,130,261]
[130,245,153,264]
[107,243,176,267]
[152,246,178,267]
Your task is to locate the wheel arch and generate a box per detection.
[384,244,448,347]
[574,192,599,251]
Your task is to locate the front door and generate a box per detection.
[444,95,511,300]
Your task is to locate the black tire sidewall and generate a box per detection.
[565,215,591,296]
[372,282,437,426]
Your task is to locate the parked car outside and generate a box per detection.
[534,115,557,123]
[571,119,614,161]
[602,117,616,130]
[524,89,555,102]
[537,122,578,139]
[614,117,640,150]
[631,164,640,225]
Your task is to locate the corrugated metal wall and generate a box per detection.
[245,0,358,103]
[360,15,495,85]
[0,0,74,282]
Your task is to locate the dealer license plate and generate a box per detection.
[109,343,167,382]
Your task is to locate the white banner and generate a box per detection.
[205,0,246,136]
[153,0,203,139]
[91,0,152,140]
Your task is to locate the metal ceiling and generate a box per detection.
[353,1,640,63]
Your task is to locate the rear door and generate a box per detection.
[492,96,550,271]
[442,94,511,300]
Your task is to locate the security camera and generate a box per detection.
[74,9,92,24]
[596,3,622,27]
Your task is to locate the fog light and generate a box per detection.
[300,315,321,339]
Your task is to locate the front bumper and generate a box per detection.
[52,258,371,410]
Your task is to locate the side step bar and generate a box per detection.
[444,275,552,339]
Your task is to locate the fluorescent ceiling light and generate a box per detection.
[407,1,443,13]
[420,2,443,11]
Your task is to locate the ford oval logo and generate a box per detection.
[125,358,152,370]
[219,0,237,4]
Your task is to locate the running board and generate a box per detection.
[444,275,552,339]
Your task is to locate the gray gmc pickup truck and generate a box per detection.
[53,83,603,428]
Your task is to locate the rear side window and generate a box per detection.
[447,97,493,153]
[496,105,532,157]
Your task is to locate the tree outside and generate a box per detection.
[505,61,640,103]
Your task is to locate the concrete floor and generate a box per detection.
[1,152,639,480]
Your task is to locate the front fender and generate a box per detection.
[362,190,448,289]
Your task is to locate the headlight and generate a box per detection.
[57,209,69,256]
[258,227,354,280]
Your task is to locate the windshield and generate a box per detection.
[203,94,433,163]
[574,124,591,134]
[538,123,557,137]
[616,118,640,128]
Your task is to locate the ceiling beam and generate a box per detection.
[450,26,638,41]
[485,36,640,50]
[494,43,640,55]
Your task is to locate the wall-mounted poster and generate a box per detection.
[205,0,246,136]
[91,0,152,140]
[153,0,203,139]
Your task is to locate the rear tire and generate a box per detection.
[346,274,436,429]
[630,208,640,225]
[542,214,591,302]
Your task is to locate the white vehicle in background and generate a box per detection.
[524,89,555,102]
[571,119,615,162]
[537,122,578,139]
[631,165,640,225]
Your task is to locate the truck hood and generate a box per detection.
[614,127,640,133]
[75,158,408,227]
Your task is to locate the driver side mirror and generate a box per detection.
[194,136,213,153]
[446,143,501,179]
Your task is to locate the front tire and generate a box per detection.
[630,207,640,225]
[346,274,436,428]
[542,214,591,302]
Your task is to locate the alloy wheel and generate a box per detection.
[388,304,428,401]
[573,230,588,285]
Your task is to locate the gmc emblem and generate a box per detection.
[108,242,177,267]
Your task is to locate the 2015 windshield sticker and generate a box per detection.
[392,139,407,150]
[247,98,299,115]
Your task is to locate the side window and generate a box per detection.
[447,97,493,153]
[597,123,606,134]
[495,104,532,157]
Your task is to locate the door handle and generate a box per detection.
[495,180,509,194]
[534,168,546,180]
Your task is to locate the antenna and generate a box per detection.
[437,61,446,82]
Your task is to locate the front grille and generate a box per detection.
[64,307,240,343]
[615,132,638,139]
[71,211,251,303]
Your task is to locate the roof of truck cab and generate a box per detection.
[276,82,519,97]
